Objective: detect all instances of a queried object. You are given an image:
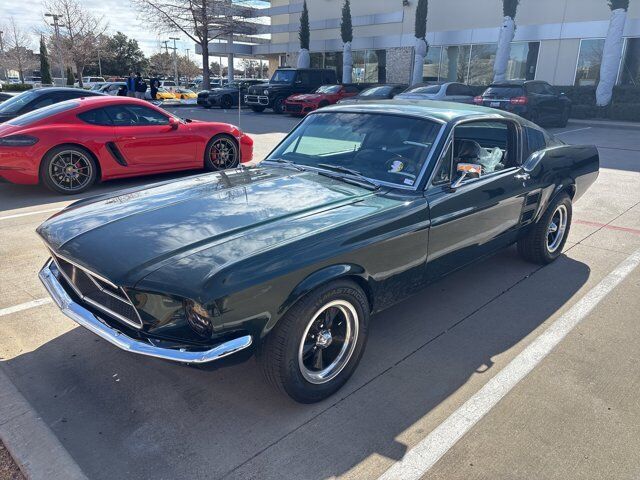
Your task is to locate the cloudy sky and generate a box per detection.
[2,0,196,59]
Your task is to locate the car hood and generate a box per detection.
[37,167,379,287]
[395,93,437,100]
[206,87,237,95]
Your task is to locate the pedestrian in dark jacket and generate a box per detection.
[134,72,147,99]
[126,72,136,97]
[150,75,160,100]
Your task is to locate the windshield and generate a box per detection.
[405,85,441,94]
[316,85,341,94]
[0,90,39,114]
[270,70,296,83]
[359,86,392,97]
[8,101,79,126]
[266,112,441,188]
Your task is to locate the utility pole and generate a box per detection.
[0,30,6,81]
[169,37,179,84]
[45,13,65,83]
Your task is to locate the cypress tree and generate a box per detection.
[299,1,310,50]
[40,36,53,85]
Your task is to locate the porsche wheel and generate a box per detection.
[257,280,370,403]
[41,146,97,195]
[205,134,239,171]
[518,193,572,264]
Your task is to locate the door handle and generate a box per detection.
[515,172,530,181]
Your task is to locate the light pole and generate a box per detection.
[45,13,65,83]
[0,30,6,81]
[169,37,179,84]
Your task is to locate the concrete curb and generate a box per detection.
[568,118,640,130]
[0,364,87,480]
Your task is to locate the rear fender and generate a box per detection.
[524,144,599,222]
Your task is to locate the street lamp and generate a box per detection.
[169,37,179,84]
[45,13,65,82]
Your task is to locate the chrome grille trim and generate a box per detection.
[49,251,143,329]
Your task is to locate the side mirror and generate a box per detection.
[168,117,179,130]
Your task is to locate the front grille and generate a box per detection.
[51,252,143,329]
[285,103,303,113]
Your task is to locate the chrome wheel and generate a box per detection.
[547,204,568,253]
[48,150,94,192]
[298,300,359,385]
[208,137,238,170]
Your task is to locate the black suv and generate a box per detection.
[0,87,104,123]
[245,68,338,114]
[474,80,571,127]
[197,79,266,109]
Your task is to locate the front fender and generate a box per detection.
[278,263,368,317]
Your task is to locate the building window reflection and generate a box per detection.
[619,37,640,86]
[575,39,605,86]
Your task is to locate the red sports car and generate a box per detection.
[0,96,253,194]
[284,84,361,115]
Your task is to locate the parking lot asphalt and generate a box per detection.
[1,108,639,480]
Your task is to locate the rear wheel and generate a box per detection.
[257,280,370,403]
[40,146,97,195]
[518,193,572,264]
[251,106,265,113]
[204,134,239,171]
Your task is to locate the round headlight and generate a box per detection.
[185,301,213,337]
[263,89,269,95]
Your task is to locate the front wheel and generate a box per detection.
[220,95,233,109]
[518,193,572,264]
[204,134,239,171]
[40,146,98,195]
[272,97,285,114]
[257,280,370,403]
[251,106,265,113]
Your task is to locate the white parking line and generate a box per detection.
[0,207,61,221]
[378,247,640,480]
[554,126,592,135]
[0,298,52,318]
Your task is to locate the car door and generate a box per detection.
[425,119,532,280]
[104,104,198,168]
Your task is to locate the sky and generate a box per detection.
[1,0,198,62]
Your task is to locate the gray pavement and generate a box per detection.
[0,111,639,479]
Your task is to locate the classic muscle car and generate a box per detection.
[38,101,599,403]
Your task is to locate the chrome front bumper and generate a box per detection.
[39,260,253,364]
[244,94,270,106]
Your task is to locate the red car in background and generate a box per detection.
[0,96,253,194]
[284,84,361,115]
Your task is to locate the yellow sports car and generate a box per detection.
[154,88,176,100]
[173,88,197,100]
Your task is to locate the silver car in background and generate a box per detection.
[395,82,475,104]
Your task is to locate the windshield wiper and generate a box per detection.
[317,163,380,190]
[266,158,307,172]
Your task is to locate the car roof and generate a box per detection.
[320,99,521,123]
[30,87,104,96]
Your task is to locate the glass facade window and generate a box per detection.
[619,37,640,86]
[422,46,442,82]
[575,39,605,86]
[468,44,498,85]
[307,50,384,83]
[424,41,539,85]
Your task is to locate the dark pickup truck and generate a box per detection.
[245,68,337,114]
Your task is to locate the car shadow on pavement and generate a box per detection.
[2,248,590,480]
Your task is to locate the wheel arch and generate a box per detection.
[39,143,103,182]
[534,180,575,223]
[278,264,374,319]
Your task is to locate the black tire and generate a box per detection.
[251,106,265,113]
[204,134,239,171]
[220,95,233,109]
[257,279,370,403]
[272,97,285,114]
[517,193,572,264]
[40,145,98,195]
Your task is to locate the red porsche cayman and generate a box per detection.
[0,96,253,194]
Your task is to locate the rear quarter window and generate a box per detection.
[526,127,547,154]
[484,86,525,98]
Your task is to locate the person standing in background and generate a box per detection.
[134,72,147,100]
[126,72,136,97]
[150,74,160,101]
